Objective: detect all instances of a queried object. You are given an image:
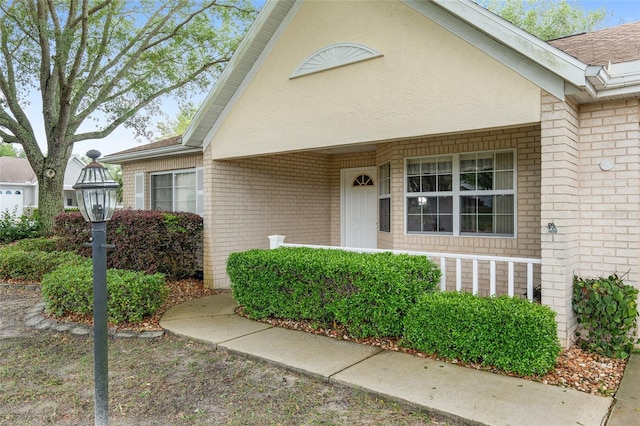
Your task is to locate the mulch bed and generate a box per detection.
[39,278,628,397]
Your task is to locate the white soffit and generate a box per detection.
[290,43,383,79]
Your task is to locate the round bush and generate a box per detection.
[41,262,168,324]
[0,246,85,282]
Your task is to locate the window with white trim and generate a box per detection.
[379,162,391,232]
[405,150,515,236]
[151,170,197,213]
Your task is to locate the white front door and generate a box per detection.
[342,167,377,248]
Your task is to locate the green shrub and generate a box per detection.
[573,274,639,358]
[53,210,203,279]
[0,246,85,282]
[403,292,561,376]
[0,209,40,244]
[41,262,168,324]
[12,237,61,253]
[227,247,440,337]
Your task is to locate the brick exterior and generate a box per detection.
[203,125,541,293]
[120,154,203,210]
[541,95,640,346]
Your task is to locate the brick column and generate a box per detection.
[540,92,580,347]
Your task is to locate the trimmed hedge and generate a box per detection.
[573,274,639,358]
[403,292,561,376]
[0,245,85,282]
[41,260,168,324]
[11,237,61,253]
[53,210,203,279]
[227,247,441,338]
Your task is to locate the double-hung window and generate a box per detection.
[405,150,515,236]
[151,170,197,213]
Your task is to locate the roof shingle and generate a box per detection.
[0,157,37,184]
[548,21,640,66]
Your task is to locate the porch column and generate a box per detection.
[540,92,580,348]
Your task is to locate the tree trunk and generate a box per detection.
[37,168,66,236]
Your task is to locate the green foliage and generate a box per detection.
[0,1,256,236]
[0,246,84,282]
[0,209,40,244]
[480,0,608,40]
[227,247,440,338]
[12,237,61,253]
[573,274,639,358]
[53,210,203,279]
[41,262,168,324]
[403,292,561,376]
[156,102,198,138]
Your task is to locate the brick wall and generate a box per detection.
[120,154,203,209]
[205,151,332,288]
[577,99,640,283]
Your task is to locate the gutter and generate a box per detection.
[585,61,640,99]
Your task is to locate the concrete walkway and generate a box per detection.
[160,292,637,426]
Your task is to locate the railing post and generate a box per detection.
[268,235,286,249]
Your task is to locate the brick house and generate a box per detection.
[103,0,640,347]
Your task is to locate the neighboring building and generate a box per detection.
[104,0,640,347]
[0,156,86,215]
[0,157,37,215]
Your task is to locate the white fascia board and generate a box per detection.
[182,0,298,148]
[402,0,587,98]
[101,145,202,165]
[199,1,302,153]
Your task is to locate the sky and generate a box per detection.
[14,0,640,158]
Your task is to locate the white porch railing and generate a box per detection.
[268,235,542,302]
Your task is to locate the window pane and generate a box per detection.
[439,196,453,214]
[495,171,513,190]
[461,215,476,233]
[496,215,514,234]
[439,214,452,232]
[379,198,390,232]
[495,152,513,170]
[495,195,514,214]
[461,196,477,214]
[478,195,493,214]
[437,158,452,173]
[175,172,195,186]
[407,176,420,192]
[407,159,421,175]
[438,174,452,191]
[422,160,437,175]
[407,197,421,214]
[477,172,493,190]
[477,156,493,171]
[478,215,493,233]
[421,175,436,192]
[460,155,475,172]
[460,173,475,190]
[423,215,437,232]
[407,215,421,232]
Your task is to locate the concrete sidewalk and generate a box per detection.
[159,293,633,426]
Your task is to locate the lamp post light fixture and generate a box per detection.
[73,150,119,426]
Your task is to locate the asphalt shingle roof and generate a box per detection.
[0,157,37,183]
[548,21,640,66]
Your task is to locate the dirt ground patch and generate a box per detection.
[0,287,449,425]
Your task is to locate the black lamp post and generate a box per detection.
[73,150,119,426]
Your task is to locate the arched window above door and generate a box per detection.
[352,174,374,187]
